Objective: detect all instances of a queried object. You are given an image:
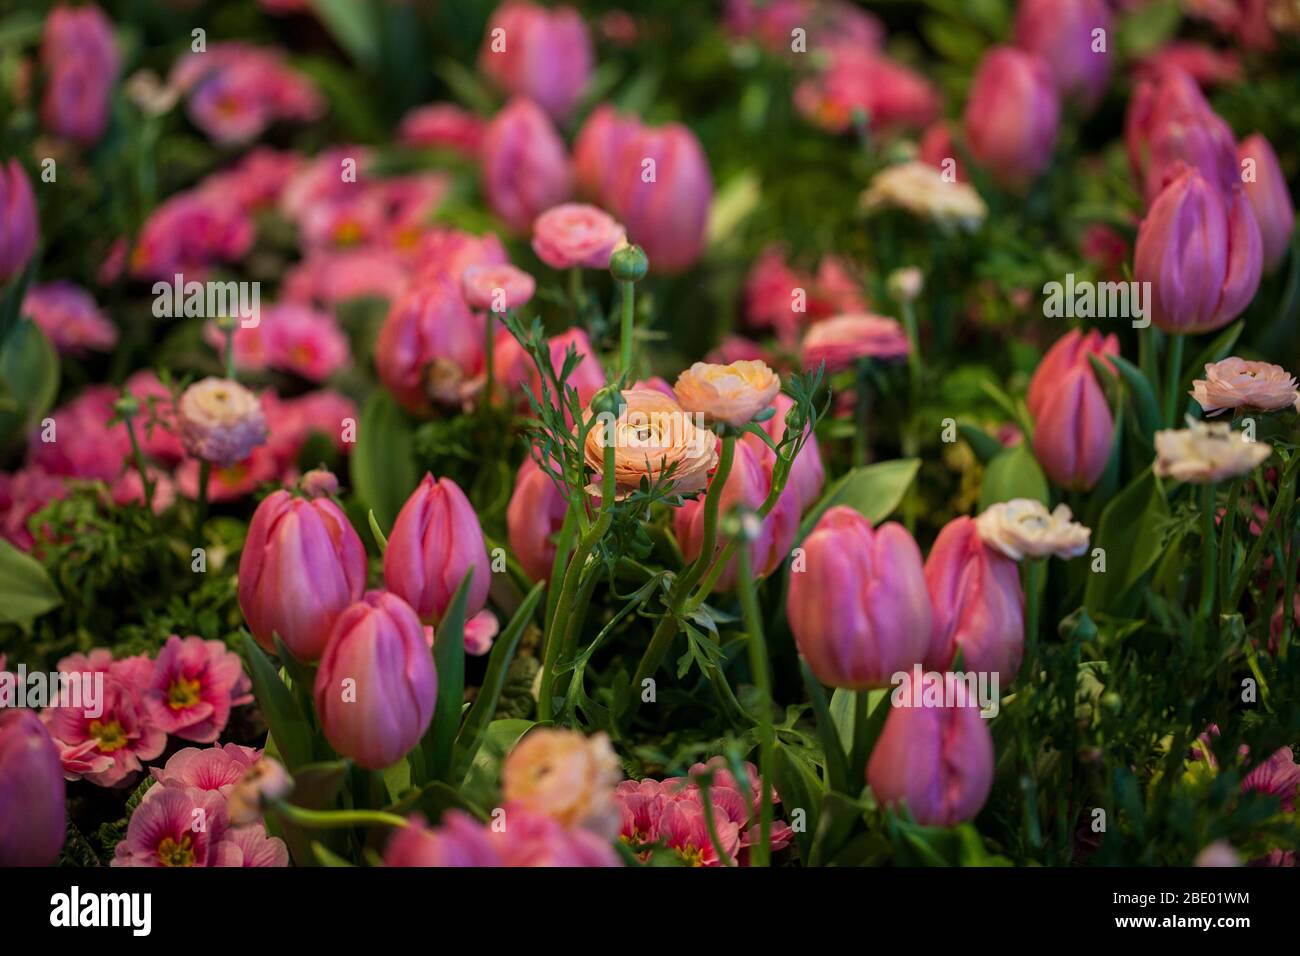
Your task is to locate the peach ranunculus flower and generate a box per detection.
[501,728,623,838]
[461,263,536,313]
[673,360,781,428]
[975,498,1090,561]
[177,377,268,467]
[583,388,718,499]
[1190,358,1298,417]
[531,202,627,270]
[801,313,910,373]
[860,160,987,232]
[1153,418,1272,484]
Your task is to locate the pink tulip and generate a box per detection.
[1237,134,1295,273]
[0,709,66,865]
[314,591,438,770]
[605,122,711,273]
[924,517,1025,684]
[384,474,491,624]
[0,159,38,284]
[507,457,569,582]
[238,489,368,661]
[40,4,119,145]
[480,98,572,232]
[573,103,642,206]
[867,696,994,826]
[1013,0,1111,109]
[1125,68,1237,207]
[1027,328,1117,490]
[674,440,800,591]
[787,506,931,689]
[1134,164,1263,335]
[963,47,1060,189]
[375,277,487,413]
[478,2,593,125]
[739,393,825,514]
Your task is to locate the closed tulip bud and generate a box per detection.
[40,4,119,145]
[480,98,572,232]
[478,2,593,125]
[1134,164,1263,335]
[924,517,1025,684]
[1013,0,1111,110]
[375,277,486,413]
[963,47,1060,190]
[0,709,66,865]
[507,457,569,582]
[314,591,437,770]
[1237,133,1295,273]
[1027,328,1118,490]
[238,490,368,661]
[867,696,993,826]
[787,507,930,689]
[605,122,712,273]
[384,474,491,623]
[0,160,38,284]
[1125,68,1237,207]
[574,103,642,206]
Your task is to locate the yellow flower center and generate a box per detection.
[678,845,707,867]
[168,675,203,710]
[157,835,196,867]
[89,719,127,753]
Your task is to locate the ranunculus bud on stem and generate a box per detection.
[610,245,650,376]
[115,393,155,512]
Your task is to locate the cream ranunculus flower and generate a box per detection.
[860,161,987,232]
[673,360,781,428]
[501,728,623,838]
[1153,418,1272,483]
[177,376,268,467]
[1190,358,1298,417]
[975,498,1091,561]
[584,388,718,499]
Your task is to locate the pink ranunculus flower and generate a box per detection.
[399,102,487,157]
[40,3,119,145]
[532,203,627,270]
[461,263,535,313]
[1191,358,1298,417]
[111,785,229,867]
[1134,164,1263,335]
[238,488,368,661]
[867,692,994,826]
[800,313,910,373]
[177,377,268,468]
[924,516,1025,685]
[787,506,931,690]
[151,743,262,796]
[0,709,66,865]
[22,281,118,356]
[0,159,39,284]
[963,46,1060,190]
[605,122,712,273]
[478,2,593,124]
[44,677,166,788]
[143,636,251,743]
[507,456,569,582]
[480,98,572,232]
[1237,133,1295,273]
[573,103,642,206]
[384,473,492,624]
[1027,328,1118,490]
[314,591,438,770]
[1013,0,1111,109]
[375,277,487,413]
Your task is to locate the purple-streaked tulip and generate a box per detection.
[1237,133,1295,273]
[40,4,119,145]
[314,591,437,770]
[924,516,1025,684]
[0,709,66,865]
[384,474,491,623]
[573,103,642,207]
[478,2,593,125]
[867,697,994,826]
[0,160,38,284]
[507,457,568,582]
[1026,328,1118,490]
[238,489,368,661]
[1134,164,1263,335]
[963,47,1060,190]
[480,98,572,232]
[1125,68,1237,207]
[1013,0,1111,109]
[787,506,931,689]
[605,122,712,273]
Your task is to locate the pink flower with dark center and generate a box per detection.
[111,785,229,867]
[143,636,251,743]
[44,677,166,788]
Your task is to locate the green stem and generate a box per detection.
[1024,558,1043,665]
[619,279,634,378]
[853,359,871,467]
[122,414,155,512]
[482,311,496,411]
[271,802,410,830]
[848,690,872,788]
[223,321,237,381]
[1218,477,1241,611]
[735,540,774,867]
[569,267,584,323]
[195,459,211,545]
[1198,482,1217,627]
[1162,333,1185,426]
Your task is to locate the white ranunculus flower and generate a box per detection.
[1153,418,1273,484]
[975,498,1091,561]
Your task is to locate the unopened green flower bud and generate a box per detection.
[609,244,649,283]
